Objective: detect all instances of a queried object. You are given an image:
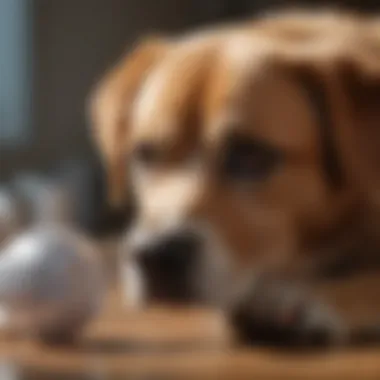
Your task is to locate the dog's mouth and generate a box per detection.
[123,223,251,308]
[124,227,207,306]
[143,272,199,305]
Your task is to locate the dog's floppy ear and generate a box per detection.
[277,35,380,200]
[88,37,168,208]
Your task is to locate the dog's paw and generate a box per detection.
[229,281,348,348]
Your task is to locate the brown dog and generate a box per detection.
[89,10,380,347]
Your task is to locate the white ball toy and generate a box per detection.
[0,226,106,343]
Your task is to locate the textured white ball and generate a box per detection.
[0,226,106,343]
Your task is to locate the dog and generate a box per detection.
[88,9,380,347]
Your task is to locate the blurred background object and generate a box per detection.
[1,0,380,238]
[0,225,105,343]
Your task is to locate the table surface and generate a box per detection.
[1,285,380,380]
[1,239,380,380]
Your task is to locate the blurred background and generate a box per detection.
[1,0,380,239]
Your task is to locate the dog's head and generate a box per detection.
[89,11,380,308]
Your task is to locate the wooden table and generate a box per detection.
[1,239,380,380]
[1,285,380,380]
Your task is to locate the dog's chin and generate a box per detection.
[121,261,256,314]
[143,273,202,306]
[120,261,202,309]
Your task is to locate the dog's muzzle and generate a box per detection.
[129,228,202,303]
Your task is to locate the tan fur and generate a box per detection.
[89,10,380,305]
[88,37,169,207]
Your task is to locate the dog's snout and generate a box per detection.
[134,230,201,302]
[137,232,199,275]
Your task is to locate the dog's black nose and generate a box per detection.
[136,231,200,302]
[137,231,199,276]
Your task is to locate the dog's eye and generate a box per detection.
[133,142,160,165]
[221,136,281,182]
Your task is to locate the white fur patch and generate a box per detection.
[120,259,146,310]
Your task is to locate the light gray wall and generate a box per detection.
[0,0,232,180]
